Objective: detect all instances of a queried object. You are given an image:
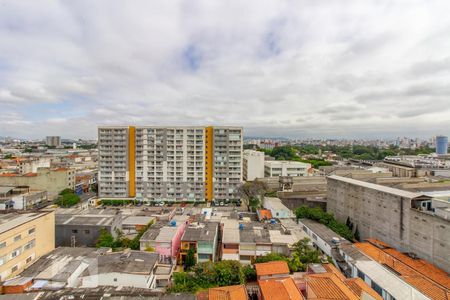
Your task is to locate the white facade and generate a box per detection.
[264,160,310,177]
[81,272,155,289]
[243,150,265,181]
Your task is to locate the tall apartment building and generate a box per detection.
[46,136,61,147]
[327,175,450,273]
[98,126,242,202]
[243,149,265,181]
[0,211,55,281]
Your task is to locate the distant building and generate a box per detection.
[0,168,75,200]
[264,160,311,177]
[243,150,265,181]
[97,126,243,202]
[0,186,47,210]
[0,211,55,281]
[436,135,448,155]
[55,208,122,247]
[46,136,61,147]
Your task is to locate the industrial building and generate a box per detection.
[327,175,450,273]
[98,126,243,202]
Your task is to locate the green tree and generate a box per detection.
[55,193,80,207]
[3,154,13,159]
[237,181,269,212]
[242,265,256,282]
[185,247,196,270]
[96,228,114,248]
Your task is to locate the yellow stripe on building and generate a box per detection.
[205,126,214,201]
[128,126,136,198]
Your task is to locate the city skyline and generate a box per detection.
[1,1,450,139]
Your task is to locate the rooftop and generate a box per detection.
[208,284,248,300]
[299,219,349,245]
[255,261,290,276]
[0,211,53,235]
[258,277,302,300]
[355,239,450,300]
[181,222,218,242]
[328,175,424,199]
[89,250,159,275]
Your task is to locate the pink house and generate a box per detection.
[140,218,188,263]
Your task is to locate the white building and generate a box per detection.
[264,160,311,177]
[243,150,265,181]
[263,197,295,219]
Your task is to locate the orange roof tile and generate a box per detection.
[305,273,359,300]
[255,261,290,276]
[355,241,450,300]
[259,278,303,300]
[345,278,383,300]
[258,209,273,220]
[322,263,346,281]
[208,284,248,300]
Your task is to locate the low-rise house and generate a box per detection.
[81,250,159,289]
[263,197,295,219]
[294,263,382,300]
[255,261,290,280]
[258,277,303,300]
[17,247,103,290]
[206,284,249,300]
[299,218,350,260]
[220,219,301,264]
[338,241,443,300]
[179,222,219,264]
[122,215,155,234]
[354,239,450,300]
[55,208,122,247]
[140,217,188,263]
[0,186,47,210]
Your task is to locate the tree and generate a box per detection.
[242,265,256,282]
[3,154,13,159]
[237,181,269,212]
[96,228,114,248]
[185,247,196,270]
[291,238,321,270]
[55,192,80,207]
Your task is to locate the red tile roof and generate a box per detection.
[259,278,303,300]
[355,240,450,300]
[208,284,248,300]
[255,261,290,277]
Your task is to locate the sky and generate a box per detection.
[1,0,450,140]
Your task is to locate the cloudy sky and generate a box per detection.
[1,0,450,140]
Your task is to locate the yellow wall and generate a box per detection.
[128,126,136,198]
[205,126,214,201]
[0,211,55,281]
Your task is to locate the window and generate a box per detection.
[312,234,318,240]
[11,247,21,258]
[114,278,117,282]
[0,242,5,249]
[26,256,32,263]
[72,229,78,234]
[371,281,383,296]
[84,230,90,234]
[14,235,21,242]
[11,265,18,273]
[28,228,35,235]
[357,269,365,280]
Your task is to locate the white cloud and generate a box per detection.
[0,0,450,139]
